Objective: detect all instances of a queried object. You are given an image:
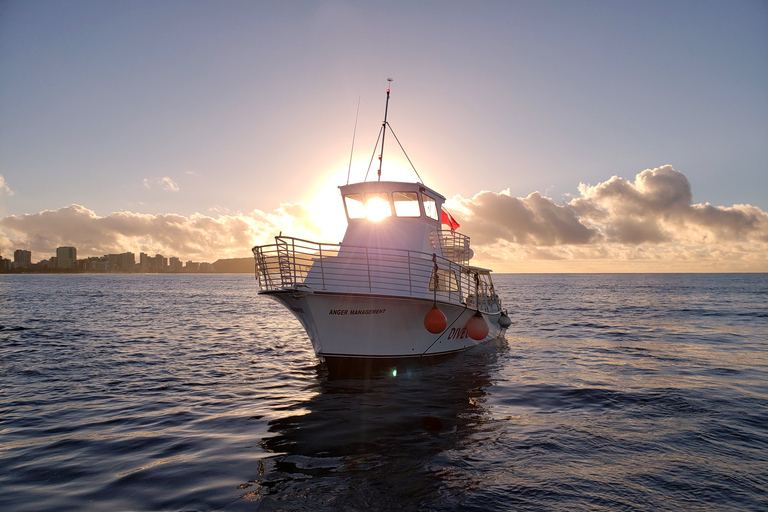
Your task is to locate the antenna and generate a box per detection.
[377,78,393,181]
[346,96,361,185]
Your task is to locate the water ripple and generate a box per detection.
[0,273,766,511]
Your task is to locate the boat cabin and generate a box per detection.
[339,181,467,261]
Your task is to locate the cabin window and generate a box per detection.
[393,191,420,217]
[364,192,392,221]
[429,269,460,292]
[344,194,365,219]
[422,193,439,221]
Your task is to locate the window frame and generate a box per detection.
[392,191,422,218]
[422,193,439,221]
[343,193,365,219]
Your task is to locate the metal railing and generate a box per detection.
[253,236,494,309]
[438,230,471,265]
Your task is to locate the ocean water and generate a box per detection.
[1,273,766,511]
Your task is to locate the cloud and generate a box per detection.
[208,205,232,214]
[0,174,14,196]
[570,165,768,245]
[446,165,768,271]
[2,165,766,271]
[143,176,180,192]
[0,203,323,261]
[449,189,601,246]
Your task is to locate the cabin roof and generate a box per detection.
[339,181,446,201]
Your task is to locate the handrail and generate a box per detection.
[252,236,499,312]
[438,229,471,265]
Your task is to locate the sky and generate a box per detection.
[1,0,766,271]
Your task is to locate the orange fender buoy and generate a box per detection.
[424,304,447,334]
[465,310,489,340]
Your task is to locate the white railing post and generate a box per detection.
[366,247,372,293]
[319,243,326,290]
[408,251,413,296]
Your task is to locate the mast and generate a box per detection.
[377,78,393,181]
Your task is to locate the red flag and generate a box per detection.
[441,209,460,231]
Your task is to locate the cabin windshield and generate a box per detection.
[422,193,439,220]
[393,191,420,217]
[344,194,365,219]
[364,192,392,221]
[343,189,433,221]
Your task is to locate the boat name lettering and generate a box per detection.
[447,327,468,340]
[329,309,387,316]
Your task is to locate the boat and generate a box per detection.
[252,83,511,368]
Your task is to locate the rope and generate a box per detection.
[346,96,361,185]
[364,125,384,182]
[385,122,424,183]
[432,253,440,301]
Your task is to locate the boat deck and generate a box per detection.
[253,236,497,310]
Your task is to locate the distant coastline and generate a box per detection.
[0,257,255,274]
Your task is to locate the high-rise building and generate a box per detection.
[140,252,150,272]
[169,257,183,273]
[56,247,76,269]
[14,249,32,268]
[154,254,167,272]
[121,252,136,271]
[107,252,135,271]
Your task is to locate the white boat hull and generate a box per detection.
[261,290,504,359]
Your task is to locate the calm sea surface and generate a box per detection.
[1,273,766,511]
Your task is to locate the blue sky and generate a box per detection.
[1,1,766,270]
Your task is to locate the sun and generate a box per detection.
[305,171,348,243]
[364,196,391,221]
[303,157,423,242]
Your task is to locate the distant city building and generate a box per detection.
[123,252,136,271]
[14,249,32,268]
[107,254,120,271]
[108,252,135,271]
[80,256,107,271]
[169,257,182,273]
[154,254,167,272]
[140,252,151,272]
[0,249,228,273]
[56,247,76,269]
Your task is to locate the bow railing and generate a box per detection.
[253,236,494,309]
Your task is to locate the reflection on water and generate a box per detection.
[242,340,505,510]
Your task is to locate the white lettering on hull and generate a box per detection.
[328,309,387,315]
